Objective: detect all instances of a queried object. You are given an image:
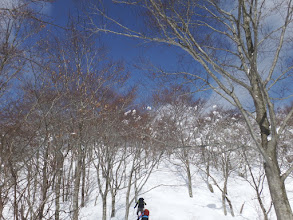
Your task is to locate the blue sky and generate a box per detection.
[48,0,201,103]
[45,0,293,108]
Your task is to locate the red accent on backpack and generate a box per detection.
[144,209,149,216]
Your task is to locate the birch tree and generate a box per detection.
[91,1,293,219]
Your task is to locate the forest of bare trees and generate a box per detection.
[91,0,293,219]
[0,1,293,220]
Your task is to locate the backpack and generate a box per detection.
[143,209,149,216]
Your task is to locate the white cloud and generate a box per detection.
[0,0,52,15]
[0,0,19,9]
[206,0,293,110]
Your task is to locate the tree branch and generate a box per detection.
[281,165,293,182]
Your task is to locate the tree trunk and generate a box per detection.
[10,163,18,220]
[253,85,293,220]
[186,160,193,198]
[204,149,214,193]
[65,155,74,202]
[55,172,61,220]
[0,197,3,220]
[110,190,116,217]
[222,176,227,216]
[81,155,86,208]
[265,159,293,220]
[72,153,82,220]
[124,161,135,220]
[38,147,49,220]
[124,197,131,220]
[55,151,63,220]
[102,196,107,220]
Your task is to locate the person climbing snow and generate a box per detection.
[138,209,149,220]
[134,197,146,216]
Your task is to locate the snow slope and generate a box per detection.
[78,158,293,220]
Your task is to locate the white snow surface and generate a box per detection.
[77,159,293,220]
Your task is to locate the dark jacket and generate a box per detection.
[134,198,146,209]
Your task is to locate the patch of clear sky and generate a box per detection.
[48,0,205,104]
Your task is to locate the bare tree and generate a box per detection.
[0,99,34,220]
[91,1,293,219]
[198,106,246,217]
[0,0,52,100]
[242,148,272,220]
[118,105,163,220]
[92,101,123,220]
[37,15,130,219]
[203,148,235,217]
[122,141,162,220]
[152,85,206,198]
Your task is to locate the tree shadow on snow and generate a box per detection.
[207,203,221,210]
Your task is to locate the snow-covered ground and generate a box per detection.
[78,159,293,220]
